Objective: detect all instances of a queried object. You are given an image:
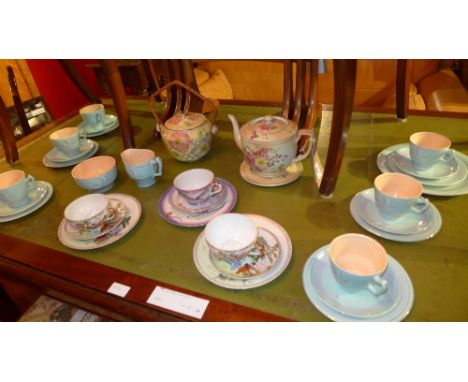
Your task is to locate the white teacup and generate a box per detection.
[80,104,105,131]
[204,213,258,263]
[121,148,163,188]
[0,170,36,208]
[409,132,454,170]
[49,127,87,157]
[329,233,388,296]
[173,169,222,205]
[374,173,428,219]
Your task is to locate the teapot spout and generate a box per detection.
[227,114,243,151]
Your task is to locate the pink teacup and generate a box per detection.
[173,169,222,205]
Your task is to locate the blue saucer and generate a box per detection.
[355,189,433,235]
[350,190,442,242]
[79,115,119,137]
[303,245,414,322]
[390,146,458,179]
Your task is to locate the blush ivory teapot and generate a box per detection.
[150,80,218,162]
[227,114,314,178]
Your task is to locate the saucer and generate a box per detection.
[169,185,227,216]
[79,115,119,137]
[0,181,53,223]
[377,144,468,196]
[45,139,95,163]
[350,191,442,242]
[388,147,467,187]
[303,246,414,321]
[158,178,237,227]
[353,189,434,235]
[240,161,303,187]
[390,146,459,179]
[209,227,281,279]
[193,214,292,290]
[58,194,141,250]
[63,198,128,241]
[43,140,99,168]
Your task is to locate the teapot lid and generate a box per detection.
[241,115,297,143]
[165,112,207,131]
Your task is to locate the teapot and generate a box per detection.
[150,80,218,162]
[228,114,314,178]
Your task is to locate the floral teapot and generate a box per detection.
[228,114,314,177]
[150,80,218,162]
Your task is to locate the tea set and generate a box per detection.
[2,93,465,322]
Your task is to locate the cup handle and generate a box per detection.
[26,175,36,191]
[292,130,315,163]
[411,197,429,215]
[209,181,223,197]
[150,157,163,176]
[79,128,87,146]
[367,275,388,296]
[441,149,455,163]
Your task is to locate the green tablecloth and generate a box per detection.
[1,100,468,321]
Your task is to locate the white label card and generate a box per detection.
[146,286,209,320]
[107,282,131,297]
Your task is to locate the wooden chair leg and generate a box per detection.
[396,59,411,121]
[7,66,32,136]
[100,59,135,149]
[0,96,19,164]
[319,59,357,198]
[292,60,306,124]
[58,60,102,104]
[282,60,294,119]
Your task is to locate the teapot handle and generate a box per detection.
[148,80,218,128]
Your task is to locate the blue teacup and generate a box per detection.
[409,131,454,171]
[121,149,163,188]
[374,173,428,220]
[329,233,388,296]
[0,170,36,208]
[80,104,105,131]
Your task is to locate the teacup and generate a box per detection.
[80,104,105,131]
[49,127,87,157]
[0,170,36,208]
[374,173,428,219]
[204,213,258,263]
[71,156,118,193]
[173,169,222,206]
[120,148,163,188]
[409,132,454,170]
[329,233,388,296]
[64,193,116,235]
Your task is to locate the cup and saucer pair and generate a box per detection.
[302,244,414,322]
[350,189,442,242]
[0,180,54,223]
[158,169,237,227]
[78,115,119,138]
[193,214,292,290]
[58,193,141,250]
[43,139,99,168]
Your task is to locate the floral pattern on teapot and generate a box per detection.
[162,127,212,162]
[243,144,289,176]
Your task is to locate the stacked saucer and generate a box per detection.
[350,188,442,242]
[377,143,468,196]
[58,193,141,250]
[43,139,99,168]
[193,214,292,289]
[79,114,119,137]
[0,180,53,223]
[158,169,237,227]
[240,161,303,187]
[302,244,414,322]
